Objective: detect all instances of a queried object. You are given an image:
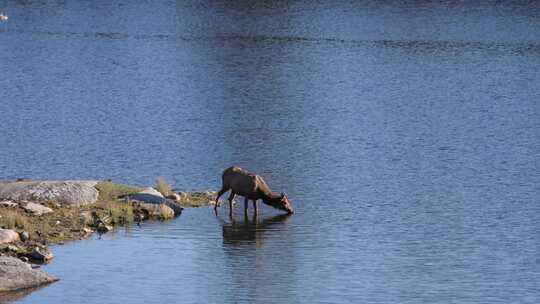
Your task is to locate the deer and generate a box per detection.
[215,166,294,216]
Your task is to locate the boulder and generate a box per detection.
[21,202,53,216]
[137,203,175,219]
[122,193,182,216]
[124,193,166,204]
[0,256,58,292]
[0,180,99,206]
[0,200,18,208]
[82,227,94,235]
[163,201,183,216]
[96,223,113,233]
[0,229,20,244]
[19,231,30,242]
[139,203,175,220]
[138,187,164,198]
[166,192,181,203]
[158,204,175,219]
[27,247,54,262]
[204,190,217,197]
[79,211,94,226]
[95,214,112,225]
[176,191,189,199]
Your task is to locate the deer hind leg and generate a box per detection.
[227,191,236,216]
[244,197,249,213]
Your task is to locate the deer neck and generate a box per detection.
[261,191,281,205]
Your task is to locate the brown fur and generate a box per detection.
[215,166,294,215]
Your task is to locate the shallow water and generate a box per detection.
[1,0,539,303]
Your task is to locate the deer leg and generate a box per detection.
[244,197,249,213]
[227,191,236,217]
[252,199,258,215]
[244,209,249,222]
[215,188,227,210]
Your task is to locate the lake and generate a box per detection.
[1,0,539,303]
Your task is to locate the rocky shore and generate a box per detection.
[0,179,216,294]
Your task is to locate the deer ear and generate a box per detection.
[280,192,285,199]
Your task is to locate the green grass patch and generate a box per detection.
[95,181,141,201]
[179,192,213,207]
[95,200,135,225]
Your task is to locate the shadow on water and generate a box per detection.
[0,284,52,303]
[219,212,292,247]
[217,211,299,303]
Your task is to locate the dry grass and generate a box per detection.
[0,209,30,230]
[0,208,69,243]
[155,177,172,197]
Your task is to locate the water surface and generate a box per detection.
[1,0,539,303]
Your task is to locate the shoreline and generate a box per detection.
[0,179,216,297]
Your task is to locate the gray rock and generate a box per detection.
[96,223,113,233]
[0,256,58,292]
[122,193,182,216]
[163,201,183,216]
[205,190,217,197]
[166,192,181,203]
[6,244,20,252]
[159,204,175,219]
[96,214,112,225]
[19,231,30,242]
[0,180,99,206]
[82,227,94,235]
[28,247,54,262]
[123,193,166,204]
[0,200,18,208]
[79,211,94,226]
[138,187,164,198]
[139,203,175,220]
[0,229,20,244]
[21,202,53,216]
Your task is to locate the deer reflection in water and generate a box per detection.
[219,212,292,247]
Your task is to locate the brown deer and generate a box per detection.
[215,166,294,215]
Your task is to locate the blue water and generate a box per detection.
[1,0,539,303]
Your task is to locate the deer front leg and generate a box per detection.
[252,199,258,215]
[227,191,236,217]
[244,197,249,213]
